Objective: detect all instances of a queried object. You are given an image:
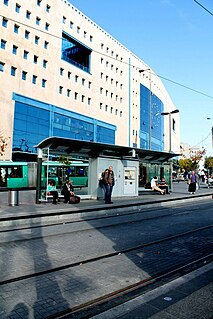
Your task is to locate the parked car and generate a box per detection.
[172,173,185,182]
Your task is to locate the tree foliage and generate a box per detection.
[0,135,11,157]
[178,149,206,171]
[58,155,72,166]
[204,156,213,169]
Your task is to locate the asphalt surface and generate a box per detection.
[0,181,212,319]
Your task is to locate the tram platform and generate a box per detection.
[0,182,212,227]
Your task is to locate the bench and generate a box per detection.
[40,190,64,202]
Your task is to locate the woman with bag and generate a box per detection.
[188,171,197,194]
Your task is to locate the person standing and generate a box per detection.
[188,170,197,194]
[103,166,115,204]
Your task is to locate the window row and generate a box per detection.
[59,68,91,88]
[59,88,91,104]
[99,103,123,117]
[1,20,50,48]
[4,0,51,13]
[100,43,123,62]
[100,58,124,76]
[62,16,93,43]
[0,62,47,87]
[100,74,123,90]
[1,40,49,65]
[99,88,123,103]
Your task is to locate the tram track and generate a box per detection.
[51,253,213,319]
[1,224,212,286]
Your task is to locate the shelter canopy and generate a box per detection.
[35,137,179,164]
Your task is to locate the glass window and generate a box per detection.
[1,39,6,49]
[11,66,16,76]
[44,41,48,49]
[34,55,38,64]
[60,68,64,76]
[59,86,63,94]
[68,71,71,79]
[12,45,18,55]
[37,0,42,6]
[23,50,28,59]
[0,62,5,72]
[74,92,78,100]
[14,102,50,153]
[26,10,31,19]
[32,75,37,84]
[43,60,47,68]
[14,24,19,34]
[22,71,27,80]
[88,98,91,105]
[70,21,73,28]
[45,23,49,31]
[42,79,46,88]
[15,3,20,13]
[63,16,66,24]
[2,18,8,28]
[35,36,39,44]
[67,89,71,97]
[4,0,9,5]
[36,17,40,25]
[46,4,50,12]
[25,30,30,39]
[90,35,93,42]
[61,32,91,73]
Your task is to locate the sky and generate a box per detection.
[69,0,213,156]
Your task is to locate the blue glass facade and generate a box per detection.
[62,32,91,73]
[140,84,164,151]
[12,94,116,153]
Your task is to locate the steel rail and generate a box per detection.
[1,224,212,286]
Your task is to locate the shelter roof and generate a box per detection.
[35,137,179,163]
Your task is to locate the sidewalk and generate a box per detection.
[0,182,212,223]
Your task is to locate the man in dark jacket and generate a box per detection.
[103,166,115,204]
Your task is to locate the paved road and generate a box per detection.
[0,182,212,318]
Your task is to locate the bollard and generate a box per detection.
[8,189,19,206]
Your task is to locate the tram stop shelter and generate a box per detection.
[35,137,178,203]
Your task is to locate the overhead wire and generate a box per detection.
[0,12,213,100]
[193,0,213,16]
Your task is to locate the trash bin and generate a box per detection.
[8,189,19,206]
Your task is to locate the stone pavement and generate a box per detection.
[92,262,213,319]
[0,181,212,319]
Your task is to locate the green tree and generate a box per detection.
[204,156,213,170]
[58,155,71,166]
[178,158,193,172]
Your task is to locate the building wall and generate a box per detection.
[0,0,180,160]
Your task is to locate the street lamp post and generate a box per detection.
[161,109,179,153]
[139,68,152,149]
[207,117,213,148]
